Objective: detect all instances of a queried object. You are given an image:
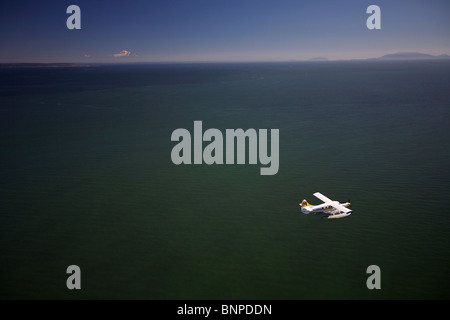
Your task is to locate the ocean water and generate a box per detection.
[0,61,449,299]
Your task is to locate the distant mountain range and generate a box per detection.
[375,52,450,60]
[307,52,450,62]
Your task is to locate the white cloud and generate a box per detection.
[113,50,131,58]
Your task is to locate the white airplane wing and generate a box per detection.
[313,192,333,203]
[330,203,352,214]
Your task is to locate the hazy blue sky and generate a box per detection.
[1,0,449,62]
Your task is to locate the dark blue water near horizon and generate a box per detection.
[1,60,449,299]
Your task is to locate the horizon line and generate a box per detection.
[2,51,449,65]
[2,58,450,66]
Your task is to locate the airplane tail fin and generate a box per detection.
[300,200,310,207]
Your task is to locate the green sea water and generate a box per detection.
[1,61,449,299]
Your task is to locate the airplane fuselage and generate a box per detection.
[301,201,350,214]
[300,192,353,219]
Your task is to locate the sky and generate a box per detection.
[1,0,450,63]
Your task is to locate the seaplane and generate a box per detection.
[300,192,352,219]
